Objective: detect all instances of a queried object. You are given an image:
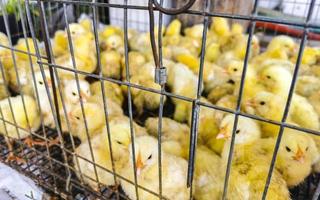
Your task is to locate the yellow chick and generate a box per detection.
[239,128,318,187]
[0,95,41,162]
[100,34,124,55]
[68,101,118,141]
[184,24,204,40]
[99,25,123,42]
[100,50,122,79]
[194,145,223,200]
[74,116,147,190]
[229,157,291,200]
[125,75,165,114]
[166,62,201,122]
[0,32,14,71]
[258,65,293,96]
[14,38,38,62]
[204,42,220,63]
[295,75,320,97]
[251,35,296,65]
[120,135,190,200]
[6,60,33,94]
[291,46,319,66]
[213,114,261,156]
[188,98,219,145]
[52,30,68,57]
[121,51,147,78]
[145,117,190,158]
[90,81,124,106]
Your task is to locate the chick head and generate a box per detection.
[101,34,123,51]
[216,114,261,144]
[245,91,284,118]
[267,35,297,56]
[258,65,292,91]
[69,102,105,132]
[34,69,53,92]
[279,129,313,164]
[224,60,244,79]
[67,23,87,37]
[130,136,158,176]
[64,79,91,104]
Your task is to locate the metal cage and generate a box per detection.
[0,0,320,199]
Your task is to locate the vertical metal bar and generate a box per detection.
[261,0,316,199]
[124,0,140,199]
[36,0,73,192]
[62,3,101,191]
[91,0,120,198]
[186,2,210,198]
[221,0,260,199]
[156,0,164,199]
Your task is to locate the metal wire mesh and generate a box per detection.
[0,0,320,199]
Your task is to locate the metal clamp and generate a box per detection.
[155,66,167,85]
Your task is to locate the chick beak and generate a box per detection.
[293,146,305,163]
[46,78,52,87]
[221,68,229,75]
[136,151,144,176]
[216,126,230,139]
[80,91,88,103]
[245,99,255,108]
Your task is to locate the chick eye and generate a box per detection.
[75,116,80,120]
[285,146,291,152]
[39,81,43,85]
[259,101,266,105]
[236,130,240,134]
[233,68,238,72]
[72,92,77,96]
[227,79,235,85]
[306,147,309,151]
[147,154,152,160]
[266,75,271,79]
[116,140,122,145]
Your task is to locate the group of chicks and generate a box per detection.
[0,15,320,200]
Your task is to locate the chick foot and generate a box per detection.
[5,152,26,165]
[23,136,60,148]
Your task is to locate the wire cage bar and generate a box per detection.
[0,0,320,199]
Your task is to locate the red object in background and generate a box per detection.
[256,21,320,41]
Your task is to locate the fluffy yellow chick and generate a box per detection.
[145,117,190,158]
[213,114,261,156]
[167,62,201,122]
[0,95,41,162]
[251,35,296,65]
[194,145,223,200]
[125,75,165,114]
[165,19,181,37]
[184,24,204,40]
[188,98,219,145]
[239,128,318,187]
[295,75,320,97]
[100,50,122,79]
[0,32,14,70]
[14,38,38,62]
[204,42,220,63]
[292,46,319,66]
[120,135,190,200]
[99,25,123,42]
[6,60,32,94]
[258,65,293,96]
[229,157,291,200]
[68,101,119,141]
[121,51,147,78]
[90,81,123,106]
[210,17,230,39]
[100,34,124,54]
[74,116,147,190]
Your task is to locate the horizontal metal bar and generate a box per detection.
[38,0,320,29]
[0,44,48,60]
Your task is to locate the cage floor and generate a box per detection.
[0,127,319,200]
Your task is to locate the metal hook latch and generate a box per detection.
[155,66,167,85]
